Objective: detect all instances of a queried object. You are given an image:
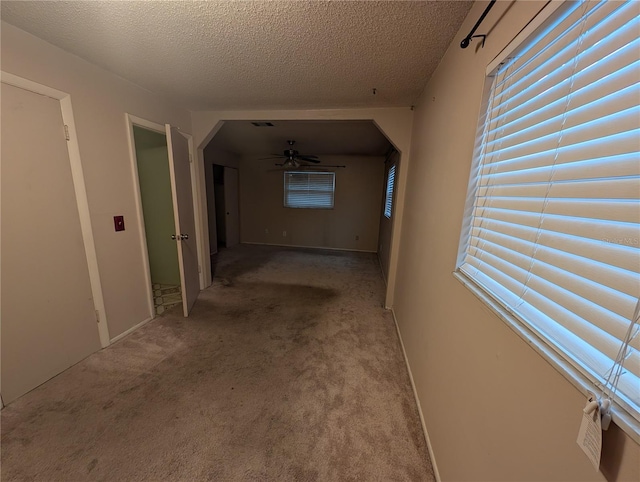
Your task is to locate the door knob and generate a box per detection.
[180,234,189,240]
[171,234,177,240]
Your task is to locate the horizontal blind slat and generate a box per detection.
[493,2,635,112]
[490,53,640,140]
[493,0,606,95]
[384,164,396,218]
[494,0,624,90]
[471,218,639,276]
[482,129,639,174]
[470,228,639,297]
[478,196,639,223]
[485,107,639,162]
[478,155,639,186]
[470,239,638,326]
[474,208,639,246]
[487,81,640,152]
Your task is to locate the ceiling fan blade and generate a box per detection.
[258,156,284,160]
[297,156,320,163]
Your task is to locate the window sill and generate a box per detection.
[453,269,640,445]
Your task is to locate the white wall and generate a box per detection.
[203,145,240,169]
[1,22,192,339]
[239,156,384,251]
[392,2,640,481]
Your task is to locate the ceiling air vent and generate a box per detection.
[251,122,274,127]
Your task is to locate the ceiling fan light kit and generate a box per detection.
[265,140,326,169]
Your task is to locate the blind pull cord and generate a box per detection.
[596,299,640,430]
[516,0,591,309]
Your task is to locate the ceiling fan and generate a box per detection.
[261,140,321,168]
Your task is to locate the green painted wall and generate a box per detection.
[133,126,180,286]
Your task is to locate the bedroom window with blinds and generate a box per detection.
[456,0,640,431]
[284,171,335,209]
[384,164,396,219]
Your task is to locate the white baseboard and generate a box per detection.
[110,316,154,344]
[391,308,441,482]
[241,241,377,254]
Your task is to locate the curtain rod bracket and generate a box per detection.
[461,0,496,49]
[461,34,487,49]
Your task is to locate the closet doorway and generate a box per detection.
[132,125,182,315]
[212,164,240,250]
[128,116,201,319]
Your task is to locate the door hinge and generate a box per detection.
[95,310,100,323]
[64,125,70,141]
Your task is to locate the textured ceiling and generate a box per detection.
[207,120,393,157]
[1,1,473,111]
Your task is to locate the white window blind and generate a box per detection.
[284,171,335,209]
[384,164,396,218]
[457,0,640,426]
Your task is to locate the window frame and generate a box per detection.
[283,171,336,210]
[454,0,640,442]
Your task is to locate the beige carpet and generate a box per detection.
[1,245,434,481]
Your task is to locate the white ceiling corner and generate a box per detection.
[1,1,473,111]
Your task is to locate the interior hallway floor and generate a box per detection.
[1,245,434,481]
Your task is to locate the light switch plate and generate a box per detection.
[114,215,125,232]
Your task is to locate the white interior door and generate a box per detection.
[224,167,240,248]
[166,125,199,316]
[1,82,101,404]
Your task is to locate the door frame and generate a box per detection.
[186,133,206,290]
[1,71,111,348]
[125,115,204,325]
[223,166,240,248]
